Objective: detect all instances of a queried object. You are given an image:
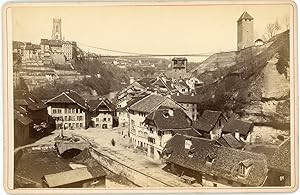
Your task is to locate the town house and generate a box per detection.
[221,118,254,143]
[163,134,269,187]
[192,110,227,140]
[45,89,89,129]
[171,93,199,121]
[143,107,201,159]
[88,97,115,129]
[128,94,186,150]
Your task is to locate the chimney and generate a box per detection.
[185,138,192,149]
[191,91,195,96]
[129,77,135,84]
[235,130,240,140]
[176,92,180,96]
[168,108,174,116]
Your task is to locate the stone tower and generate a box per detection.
[51,18,62,40]
[237,11,254,51]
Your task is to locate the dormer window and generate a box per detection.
[239,159,253,177]
[163,113,169,118]
[188,148,195,158]
[206,154,216,164]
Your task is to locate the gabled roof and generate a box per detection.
[217,134,245,149]
[171,94,199,104]
[45,89,88,110]
[144,108,191,130]
[164,134,268,186]
[238,11,254,21]
[222,118,253,136]
[172,128,202,137]
[192,110,226,132]
[88,97,115,112]
[129,94,182,113]
[268,139,291,173]
[42,167,94,188]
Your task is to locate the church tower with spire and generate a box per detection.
[51,18,62,40]
[237,11,254,50]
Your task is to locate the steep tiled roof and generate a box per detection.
[192,110,225,132]
[46,89,88,109]
[129,94,167,113]
[222,118,253,136]
[172,128,202,137]
[217,134,245,149]
[238,11,254,21]
[269,139,291,173]
[88,97,115,111]
[164,134,268,186]
[144,108,191,130]
[171,94,199,104]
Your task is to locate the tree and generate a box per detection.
[281,14,290,31]
[266,20,281,39]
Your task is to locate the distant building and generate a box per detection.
[171,57,188,79]
[173,78,190,94]
[128,94,185,150]
[42,167,106,188]
[237,11,254,50]
[144,107,200,159]
[221,118,254,143]
[14,90,53,143]
[163,134,269,187]
[192,110,227,140]
[171,93,198,121]
[45,89,89,129]
[216,134,245,150]
[88,97,115,129]
[51,18,62,40]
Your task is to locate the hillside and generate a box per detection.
[192,30,290,130]
[28,57,163,100]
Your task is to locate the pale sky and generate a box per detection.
[11,4,292,61]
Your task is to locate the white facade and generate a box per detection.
[91,112,113,129]
[147,125,173,160]
[129,111,148,148]
[62,42,73,60]
[47,105,86,129]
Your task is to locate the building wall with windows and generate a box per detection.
[47,103,86,129]
[129,110,148,149]
[147,125,172,160]
[91,112,113,129]
[62,42,73,60]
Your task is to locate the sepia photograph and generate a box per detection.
[3,0,298,193]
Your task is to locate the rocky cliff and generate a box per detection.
[192,30,290,130]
